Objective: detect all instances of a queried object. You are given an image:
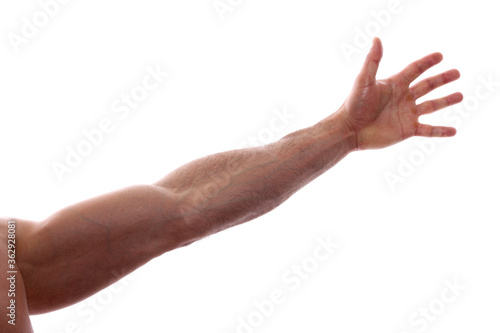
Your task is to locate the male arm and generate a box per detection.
[16,38,462,315]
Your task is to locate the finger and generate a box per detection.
[417,92,463,115]
[355,37,383,87]
[415,124,457,137]
[410,69,460,99]
[400,52,443,85]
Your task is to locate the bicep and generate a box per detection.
[20,184,186,314]
[36,184,182,259]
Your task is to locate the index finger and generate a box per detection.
[400,52,443,84]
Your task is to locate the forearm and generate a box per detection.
[155,109,356,243]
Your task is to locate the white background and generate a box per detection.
[1,0,499,332]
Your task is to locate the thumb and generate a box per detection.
[355,37,383,87]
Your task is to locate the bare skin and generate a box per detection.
[0,38,462,331]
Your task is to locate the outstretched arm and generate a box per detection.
[18,38,462,315]
[154,37,463,240]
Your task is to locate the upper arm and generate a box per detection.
[18,184,189,314]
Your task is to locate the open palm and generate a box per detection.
[340,38,463,150]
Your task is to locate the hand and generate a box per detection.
[339,37,463,150]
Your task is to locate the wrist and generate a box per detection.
[319,107,358,153]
